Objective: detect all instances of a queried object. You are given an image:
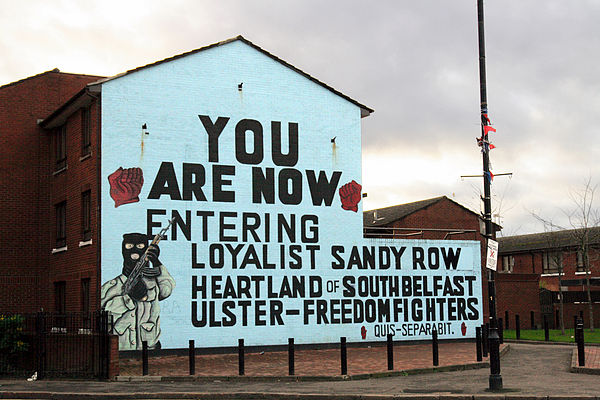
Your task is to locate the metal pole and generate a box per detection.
[142,341,148,376]
[288,338,295,376]
[340,337,347,375]
[477,0,502,390]
[577,319,585,366]
[432,328,439,366]
[476,326,483,361]
[238,339,245,376]
[189,340,195,375]
[387,334,394,370]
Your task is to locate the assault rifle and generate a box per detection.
[122,218,174,296]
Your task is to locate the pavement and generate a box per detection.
[0,342,599,399]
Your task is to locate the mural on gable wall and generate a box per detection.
[101,170,176,350]
[99,39,483,350]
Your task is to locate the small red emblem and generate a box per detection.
[339,180,362,212]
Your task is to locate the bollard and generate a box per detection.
[340,337,347,375]
[387,334,393,371]
[476,326,483,362]
[544,315,549,341]
[516,314,521,340]
[142,340,148,376]
[238,339,245,376]
[482,323,489,357]
[498,318,504,344]
[577,320,585,367]
[189,340,195,375]
[288,338,295,376]
[432,328,439,366]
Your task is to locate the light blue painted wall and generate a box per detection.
[100,40,482,349]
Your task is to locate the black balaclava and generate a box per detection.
[121,233,149,277]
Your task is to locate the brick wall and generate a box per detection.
[0,71,101,312]
[375,197,491,320]
[495,273,540,329]
[44,98,101,313]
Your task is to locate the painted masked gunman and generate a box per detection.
[101,233,175,350]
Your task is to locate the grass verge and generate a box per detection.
[503,328,600,343]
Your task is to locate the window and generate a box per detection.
[54,281,66,313]
[55,201,66,248]
[81,107,91,156]
[542,251,562,274]
[81,278,90,314]
[576,250,586,272]
[502,255,514,272]
[81,190,91,241]
[55,125,67,171]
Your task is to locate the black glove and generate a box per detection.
[142,245,161,277]
[128,279,148,301]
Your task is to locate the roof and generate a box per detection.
[363,196,480,227]
[498,226,600,254]
[88,35,373,118]
[0,69,102,91]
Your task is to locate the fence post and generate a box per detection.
[482,324,489,357]
[476,326,482,362]
[340,337,347,375]
[142,341,148,376]
[101,311,110,379]
[238,339,245,376]
[432,328,439,366]
[288,338,294,376]
[577,319,585,367]
[516,314,521,340]
[35,312,46,380]
[387,334,393,371]
[544,315,549,341]
[189,340,195,375]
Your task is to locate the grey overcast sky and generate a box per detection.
[2,0,598,236]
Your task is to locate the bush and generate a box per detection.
[0,314,29,354]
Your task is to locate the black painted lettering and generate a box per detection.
[219,212,237,242]
[182,163,207,201]
[212,165,235,202]
[306,170,342,206]
[271,121,298,167]
[331,245,345,269]
[252,167,275,204]
[278,168,302,205]
[198,115,229,163]
[171,210,191,241]
[147,209,166,238]
[441,247,461,269]
[235,119,263,165]
[148,162,181,200]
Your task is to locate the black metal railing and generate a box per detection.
[0,311,112,379]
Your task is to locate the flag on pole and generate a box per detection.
[484,125,496,135]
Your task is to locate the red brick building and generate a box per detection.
[497,228,600,329]
[0,69,103,313]
[363,196,499,319]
